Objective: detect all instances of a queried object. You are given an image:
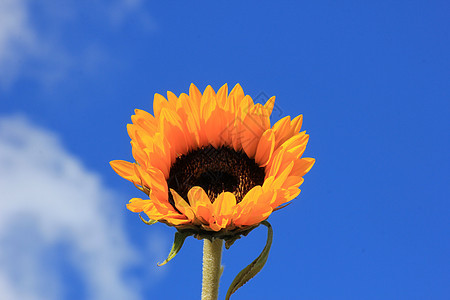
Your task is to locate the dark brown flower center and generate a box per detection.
[167,145,265,206]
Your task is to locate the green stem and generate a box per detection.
[201,238,223,300]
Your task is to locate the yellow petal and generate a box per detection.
[176,93,202,147]
[266,147,286,178]
[291,115,303,134]
[232,186,273,226]
[233,186,262,220]
[270,188,301,208]
[263,96,276,116]
[229,83,245,111]
[163,216,191,226]
[126,198,150,213]
[211,192,236,230]
[216,83,229,109]
[213,191,236,217]
[189,83,202,106]
[130,141,147,167]
[153,93,174,118]
[271,116,292,149]
[131,109,158,135]
[166,91,179,107]
[142,202,170,220]
[110,160,140,183]
[188,186,213,223]
[170,189,195,221]
[145,198,190,223]
[273,161,294,188]
[201,85,217,124]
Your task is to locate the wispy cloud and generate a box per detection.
[0,115,156,299]
[0,0,155,90]
[109,0,157,30]
[0,0,37,88]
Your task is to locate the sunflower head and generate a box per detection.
[110,83,314,240]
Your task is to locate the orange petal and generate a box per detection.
[205,106,228,148]
[159,108,189,156]
[230,95,253,150]
[255,129,275,167]
[239,205,273,226]
[291,158,316,177]
[143,148,170,179]
[241,104,270,158]
[150,193,181,215]
[151,132,174,168]
[134,165,168,202]
[282,176,304,189]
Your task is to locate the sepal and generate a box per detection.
[157,231,192,266]
[139,213,157,225]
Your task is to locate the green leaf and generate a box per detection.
[225,221,273,300]
[157,231,191,266]
[139,214,157,225]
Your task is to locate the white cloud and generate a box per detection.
[0,0,74,89]
[0,0,155,89]
[0,115,147,300]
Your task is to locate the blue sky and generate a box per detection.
[1,1,449,299]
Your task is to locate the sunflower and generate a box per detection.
[110,83,314,238]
